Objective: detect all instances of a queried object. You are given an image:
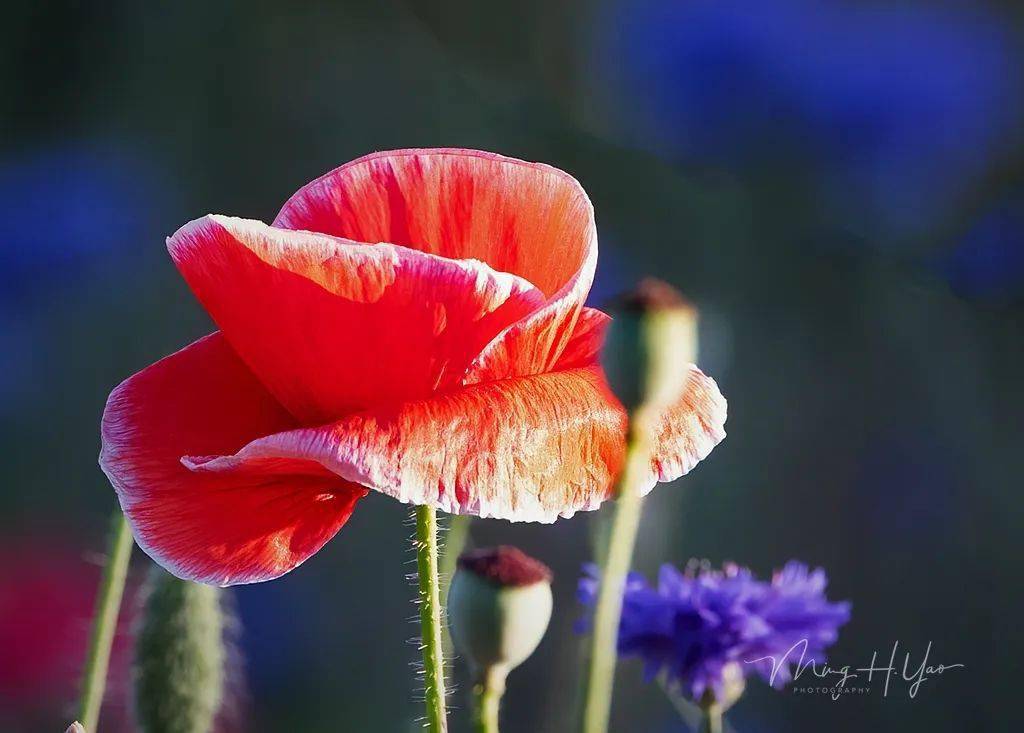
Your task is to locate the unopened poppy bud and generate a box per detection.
[132,566,226,733]
[600,278,698,416]
[65,722,86,733]
[447,546,553,680]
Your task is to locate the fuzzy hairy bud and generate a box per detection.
[132,566,225,733]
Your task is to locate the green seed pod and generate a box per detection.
[600,278,698,417]
[132,566,225,733]
[447,546,553,680]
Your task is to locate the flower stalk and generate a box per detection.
[581,422,652,733]
[582,279,699,733]
[439,514,472,593]
[472,665,506,733]
[415,505,449,732]
[439,514,472,659]
[78,511,134,732]
[700,702,723,733]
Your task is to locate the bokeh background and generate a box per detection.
[2,1,1022,731]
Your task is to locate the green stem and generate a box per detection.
[700,703,723,733]
[78,511,134,731]
[581,423,651,733]
[439,514,471,593]
[472,666,506,733]
[657,675,702,730]
[439,514,472,659]
[415,505,449,733]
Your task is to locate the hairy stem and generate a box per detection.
[581,424,651,733]
[78,511,134,731]
[415,505,449,732]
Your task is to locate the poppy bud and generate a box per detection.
[447,546,553,679]
[132,566,225,733]
[600,278,698,417]
[65,722,86,733]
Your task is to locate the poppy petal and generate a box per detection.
[167,215,545,423]
[184,364,726,523]
[549,306,610,370]
[274,149,598,383]
[100,333,367,586]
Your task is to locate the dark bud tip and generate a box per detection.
[457,546,553,588]
[600,278,699,414]
[606,278,693,315]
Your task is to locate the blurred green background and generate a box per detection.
[2,1,1022,731]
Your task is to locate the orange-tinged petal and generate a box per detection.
[275,149,594,297]
[100,333,366,586]
[184,364,726,523]
[167,215,545,424]
[548,306,610,370]
[274,149,599,384]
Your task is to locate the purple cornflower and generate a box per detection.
[577,560,850,703]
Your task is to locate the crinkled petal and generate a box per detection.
[649,367,729,484]
[551,309,728,486]
[167,215,545,423]
[548,306,609,370]
[100,333,367,586]
[184,364,726,523]
[273,149,599,384]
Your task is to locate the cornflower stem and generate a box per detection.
[78,511,134,731]
[581,418,652,733]
[657,675,702,730]
[415,504,449,732]
[472,665,506,733]
[700,702,723,733]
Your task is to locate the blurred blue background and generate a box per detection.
[1,1,1021,731]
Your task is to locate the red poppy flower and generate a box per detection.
[100,149,726,586]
